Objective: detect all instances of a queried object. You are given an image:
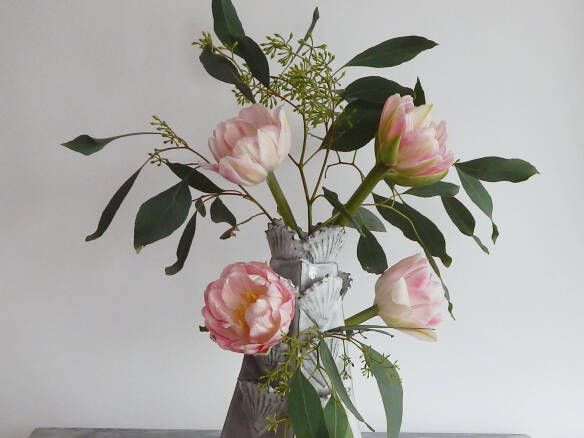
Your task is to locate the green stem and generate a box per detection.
[344,304,379,326]
[334,162,388,226]
[266,171,301,235]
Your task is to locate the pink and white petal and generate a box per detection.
[238,104,274,128]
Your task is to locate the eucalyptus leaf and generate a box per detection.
[318,340,372,430]
[363,347,403,438]
[212,0,244,45]
[61,132,155,156]
[456,157,538,183]
[413,77,425,106]
[327,101,382,152]
[373,194,452,267]
[324,397,352,438]
[404,181,459,198]
[322,188,363,232]
[345,36,437,68]
[165,211,198,275]
[441,196,489,254]
[456,167,499,243]
[133,182,192,252]
[86,165,144,241]
[194,199,206,217]
[199,46,255,102]
[210,197,237,227]
[211,0,269,86]
[333,207,386,232]
[287,369,329,438]
[168,162,223,193]
[341,76,413,104]
[357,229,388,274]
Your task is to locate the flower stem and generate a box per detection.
[344,304,379,326]
[266,171,301,235]
[334,162,388,226]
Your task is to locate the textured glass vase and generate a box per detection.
[220,220,362,438]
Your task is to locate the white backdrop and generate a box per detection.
[1,1,583,437]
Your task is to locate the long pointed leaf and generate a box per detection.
[363,347,403,438]
[165,211,198,275]
[357,230,388,274]
[341,76,413,104]
[345,36,437,68]
[455,167,499,243]
[168,162,223,193]
[324,397,352,438]
[210,198,237,227]
[318,341,372,430]
[287,369,329,438]
[441,196,489,254]
[456,157,538,183]
[86,165,144,241]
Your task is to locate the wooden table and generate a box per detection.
[29,429,530,438]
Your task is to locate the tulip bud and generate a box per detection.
[376,94,454,187]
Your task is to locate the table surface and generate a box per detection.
[30,429,530,438]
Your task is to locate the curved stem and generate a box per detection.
[238,185,274,222]
[334,162,388,226]
[266,172,301,234]
[344,305,379,326]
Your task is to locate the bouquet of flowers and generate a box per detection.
[61,1,537,437]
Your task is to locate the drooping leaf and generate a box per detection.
[199,45,255,102]
[363,347,403,438]
[302,7,320,42]
[211,0,269,86]
[404,181,459,198]
[322,188,363,232]
[441,196,489,254]
[373,194,452,267]
[219,227,236,240]
[133,182,192,252]
[211,0,244,46]
[194,199,206,217]
[324,397,352,438]
[413,77,426,106]
[455,167,499,243]
[210,197,237,227]
[237,36,270,86]
[357,229,388,274]
[165,211,198,275]
[287,369,329,438]
[318,340,372,430]
[455,157,538,183]
[168,162,223,194]
[332,207,386,232]
[86,165,144,241]
[61,132,155,156]
[345,36,437,68]
[327,101,382,152]
[341,76,413,104]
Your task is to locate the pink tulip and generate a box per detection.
[205,104,291,186]
[202,262,295,354]
[376,94,454,187]
[374,254,445,341]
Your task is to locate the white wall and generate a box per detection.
[1,1,583,437]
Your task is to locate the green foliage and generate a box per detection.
[165,211,198,275]
[168,162,223,194]
[456,167,499,243]
[324,397,352,438]
[362,347,403,438]
[210,198,237,228]
[85,165,144,242]
[413,77,426,106]
[341,76,413,104]
[357,230,388,274]
[441,196,489,254]
[327,101,383,151]
[456,157,539,183]
[345,35,437,68]
[133,182,192,253]
[61,132,155,156]
[404,181,459,198]
[287,369,330,438]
